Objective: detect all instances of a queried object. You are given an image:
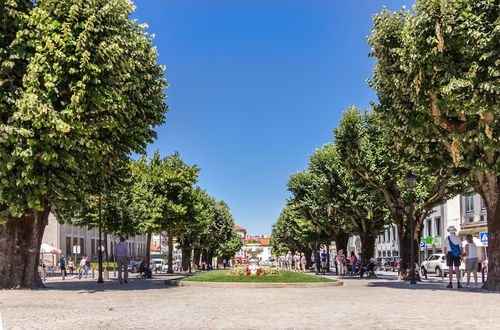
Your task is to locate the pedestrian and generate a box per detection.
[464,234,479,288]
[444,226,463,288]
[59,254,67,279]
[79,257,87,278]
[115,237,129,284]
[223,258,227,269]
[294,251,301,272]
[85,256,91,277]
[336,249,346,278]
[320,249,328,275]
[350,251,358,275]
[300,253,306,272]
[286,251,292,271]
[68,257,74,276]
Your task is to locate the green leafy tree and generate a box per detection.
[369,0,500,290]
[334,107,464,279]
[132,151,199,272]
[309,144,390,265]
[0,0,167,288]
[217,230,243,261]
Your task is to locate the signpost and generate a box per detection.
[480,232,489,243]
[420,241,426,250]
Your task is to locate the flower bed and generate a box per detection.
[228,264,280,276]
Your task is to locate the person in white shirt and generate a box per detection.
[443,226,463,288]
[114,237,129,284]
[464,234,479,288]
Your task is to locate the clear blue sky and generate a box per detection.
[132,0,413,235]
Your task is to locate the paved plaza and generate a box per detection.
[0,271,499,330]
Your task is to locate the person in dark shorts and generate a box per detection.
[443,226,463,288]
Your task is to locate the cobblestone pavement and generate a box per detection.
[0,271,499,330]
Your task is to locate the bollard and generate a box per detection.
[92,268,95,278]
[42,269,46,282]
[482,269,485,283]
[104,269,109,280]
[62,269,65,281]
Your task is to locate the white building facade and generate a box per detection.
[41,213,148,266]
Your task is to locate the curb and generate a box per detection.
[164,279,343,288]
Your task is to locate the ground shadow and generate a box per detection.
[367,278,498,294]
[39,273,191,292]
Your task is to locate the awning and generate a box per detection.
[458,225,488,237]
[40,243,61,254]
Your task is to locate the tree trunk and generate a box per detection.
[305,247,312,269]
[334,231,349,254]
[0,202,51,289]
[193,248,201,271]
[181,247,191,272]
[167,229,174,274]
[201,250,208,270]
[476,171,500,291]
[397,224,421,281]
[145,232,152,265]
[359,232,376,266]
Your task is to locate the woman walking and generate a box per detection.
[68,257,75,276]
[336,250,346,278]
[294,251,301,272]
[300,253,306,273]
[464,234,479,288]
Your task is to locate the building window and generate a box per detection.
[91,239,95,256]
[481,197,486,210]
[66,237,72,255]
[378,250,381,257]
[79,238,84,256]
[426,219,432,237]
[466,195,474,213]
[392,226,396,241]
[435,217,441,236]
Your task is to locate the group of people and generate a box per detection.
[277,251,307,272]
[445,225,480,288]
[58,255,90,278]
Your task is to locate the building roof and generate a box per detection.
[260,239,270,246]
[150,245,160,252]
[234,225,246,232]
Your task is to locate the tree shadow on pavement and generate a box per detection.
[367,279,499,294]
[40,277,180,293]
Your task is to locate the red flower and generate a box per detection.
[245,267,251,276]
[256,268,261,275]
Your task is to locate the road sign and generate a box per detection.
[72,245,81,254]
[420,241,426,249]
[480,232,488,243]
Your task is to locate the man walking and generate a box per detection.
[444,226,463,288]
[115,237,129,284]
[59,254,66,280]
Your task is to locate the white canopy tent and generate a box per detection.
[40,243,61,254]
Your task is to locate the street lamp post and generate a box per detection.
[406,170,418,285]
[97,190,104,283]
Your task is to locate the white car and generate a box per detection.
[151,259,164,271]
[421,253,465,278]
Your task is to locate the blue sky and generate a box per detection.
[132,0,413,235]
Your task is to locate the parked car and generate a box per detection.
[384,257,400,271]
[420,253,465,277]
[127,260,141,273]
[151,259,164,271]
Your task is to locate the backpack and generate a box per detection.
[448,236,461,257]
